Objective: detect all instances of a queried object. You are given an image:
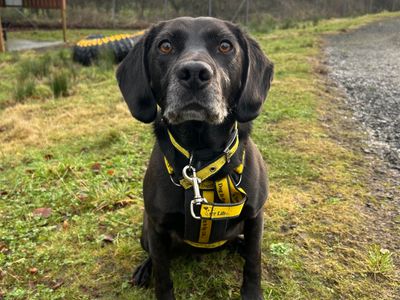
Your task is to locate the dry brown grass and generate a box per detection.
[0,100,134,154]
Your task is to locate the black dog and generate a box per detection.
[117,17,273,300]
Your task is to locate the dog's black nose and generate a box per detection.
[176,61,213,89]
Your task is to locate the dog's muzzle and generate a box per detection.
[163,61,228,124]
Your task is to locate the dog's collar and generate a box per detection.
[161,121,247,249]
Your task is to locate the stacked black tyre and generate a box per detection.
[73,31,144,66]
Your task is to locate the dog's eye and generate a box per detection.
[159,41,173,54]
[218,41,233,53]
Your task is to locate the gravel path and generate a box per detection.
[325,17,400,169]
[325,18,400,287]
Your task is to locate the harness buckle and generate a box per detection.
[190,198,207,220]
[183,165,208,219]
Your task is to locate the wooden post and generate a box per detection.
[163,0,168,20]
[0,15,5,53]
[245,0,249,26]
[61,0,67,43]
[111,0,116,28]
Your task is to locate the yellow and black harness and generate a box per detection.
[162,123,247,249]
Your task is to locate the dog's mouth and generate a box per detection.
[164,80,228,124]
[182,102,206,111]
[163,100,225,124]
[164,103,209,124]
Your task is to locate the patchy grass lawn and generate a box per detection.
[1,12,399,300]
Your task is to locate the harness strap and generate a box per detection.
[167,130,190,158]
[179,139,237,188]
[184,240,228,249]
[166,121,238,160]
[191,175,246,220]
[162,123,247,248]
[166,124,241,189]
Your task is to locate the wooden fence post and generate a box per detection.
[111,0,116,28]
[0,15,5,53]
[61,0,67,42]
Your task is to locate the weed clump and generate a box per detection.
[18,54,51,80]
[10,47,118,104]
[13,50,78,102]
[367,244,394,279]
[51,72,70,98]
[95,48,116,71]
[14,78,36,102]
[270,242,292,256]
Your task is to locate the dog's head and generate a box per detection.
[117,17,273,124]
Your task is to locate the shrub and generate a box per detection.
[249,13,278,32]
[280,19,298,30]
[51,71,70,98]
[14,78,36,102]
[18,55,51,80]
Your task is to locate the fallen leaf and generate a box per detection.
[107,169,115,176]
[115,198,135,207]
[63,220,69,230]
[102,234,114,243]
[77,192,89,201]
[25,169,34,174]
[44,154,54,160]
[52,279,64,290]
[0,242,8,253]
[91,162,102,173]
[33,207,52,218]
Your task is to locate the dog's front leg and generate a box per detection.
[148,223,175,300]
[241,212,264,300]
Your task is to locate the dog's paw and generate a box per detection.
[241,286,264,300]
[131,257,152,288]
[241,291,264,300]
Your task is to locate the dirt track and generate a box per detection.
[325,17,400,169]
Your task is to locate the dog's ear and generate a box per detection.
[116,32,157,123]
[232,27,274,122]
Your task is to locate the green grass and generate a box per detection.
[14,77,36,102]
[1,49,78,107]
[367,245,394,279]
[51,71,70,98]
[1,11,400,300]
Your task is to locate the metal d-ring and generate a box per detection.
[234,173,243,187]
[169,175,182,187]
[223,128,238,163]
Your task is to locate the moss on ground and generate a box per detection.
[0,12,399,300]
